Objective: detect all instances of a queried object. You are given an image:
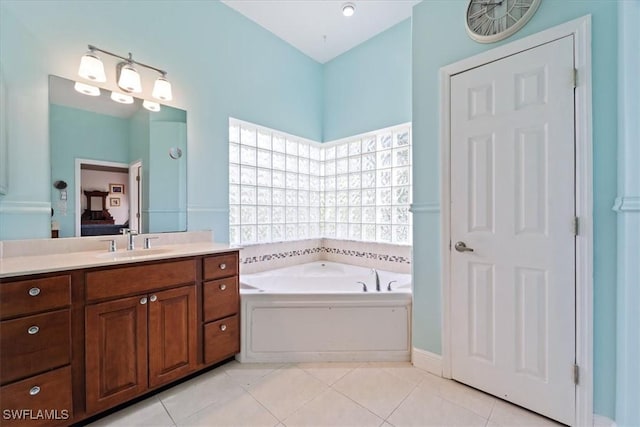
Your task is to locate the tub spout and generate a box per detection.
[357,281,368,292]
[387,280,397,291]
[372,269,381,292]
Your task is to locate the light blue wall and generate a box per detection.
[0,0,323,242]
[50,104,130,237]
[615,2,640,426]
[323,19,412,141]
[412,0,619,419]
[0,9,50,239]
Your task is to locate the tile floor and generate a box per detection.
[86,361,564,427]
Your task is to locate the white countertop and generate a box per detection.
[0,242,237,278]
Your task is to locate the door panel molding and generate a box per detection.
[440,15,593,427]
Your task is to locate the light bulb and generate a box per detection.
[117,62,142,93]
[143,100,161,112]
[78,50,106,82]
[74,82,101,96]
[110,91,134,104]
[152,75,173,101]
[342,3,355,17]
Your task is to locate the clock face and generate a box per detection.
[466,0,541,43]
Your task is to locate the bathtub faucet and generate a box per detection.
[357,281,368,292]
[372,269,381,292]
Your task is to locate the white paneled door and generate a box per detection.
[450,36,576,425]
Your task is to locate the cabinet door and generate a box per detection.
[85,295,148,414]
[148,285,197,388]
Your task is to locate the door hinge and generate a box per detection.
[573,217,579,236]
[572,68,578,88]
[573,364,580,385]
[136,175,140,182]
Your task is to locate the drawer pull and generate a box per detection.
[219,263,227,270]
[29,386,41,396]
[28,287,41,296]
[140,297,148,305]
[220,324,227,332]
[150,294,157,302]
[28,326,40,335]
[219,284,227,291]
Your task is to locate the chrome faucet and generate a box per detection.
[372,269,381,292]
[120,228,138,250]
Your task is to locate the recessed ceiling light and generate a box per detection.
[342,3,355,17]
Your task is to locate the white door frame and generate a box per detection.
[440,16,593,427]
[74,158,129,237]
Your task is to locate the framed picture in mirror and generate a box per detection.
[110,197,121,207]
[109,183,124,194]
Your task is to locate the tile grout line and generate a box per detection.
[158,396,178,427]
[241,364,328,425]
[224,366,282,427]
[382,376,422,424]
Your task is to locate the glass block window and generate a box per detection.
[321,125,412,244]
[230,119,411,245]
[229,119,322,245]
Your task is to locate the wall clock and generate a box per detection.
[465,0,542,43]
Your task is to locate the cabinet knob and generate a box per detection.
[29,386,40,396]
[140,297,148,305]
[219,284,227,291]
[28,287,41,297]
[220,324,227,332]
[219,263,227,270]
[150,295,157,302]
[28,326,40,335]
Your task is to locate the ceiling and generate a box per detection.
[221,0,421,64]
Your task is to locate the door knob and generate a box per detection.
[454,241,474,253]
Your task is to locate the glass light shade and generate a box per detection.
[110,91,134,104]
[143,100,161,112]
[117,63,142,93]
[74,82,101,96]
[152,76,173,101]
[78,51,106,82]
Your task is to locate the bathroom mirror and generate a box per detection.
[49,75,187,238]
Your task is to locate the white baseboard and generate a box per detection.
[411,347,442,376]
[593,414,616,427]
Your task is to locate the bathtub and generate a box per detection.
[237,261,412,363]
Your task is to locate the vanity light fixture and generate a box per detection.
[342,2,356,17]
[78,47,106,82]
[116,59,142,93]
[73,82,101,96]
[143,100,161,112]
[77,44,172,101]
[152,74,173,101]
[110,91,134,104]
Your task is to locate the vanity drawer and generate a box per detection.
[203,253,238,280]
[203,315,240,364]
[86,259,196,301]
[0,275,71,320]
[0,366,73,427]
[203,278,239,322]
[0,309,71,385]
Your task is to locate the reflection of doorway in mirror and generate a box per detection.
[129,161,143,233]
[75,159,129,237]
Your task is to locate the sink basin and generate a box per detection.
[95,248,171,260]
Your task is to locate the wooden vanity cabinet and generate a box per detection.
[0,274,73,427]
[84,261,198,414]
[202,253,240,365]
[0,249,240,425]
[85,294,148,414]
